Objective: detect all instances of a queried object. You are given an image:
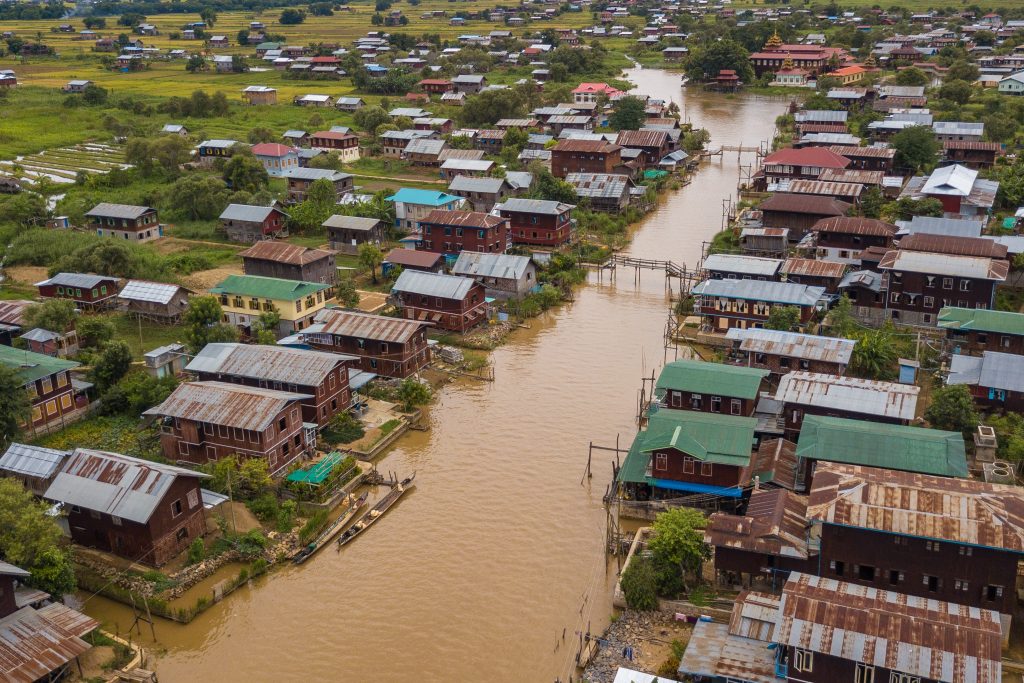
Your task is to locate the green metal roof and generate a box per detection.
[0,344,79,385]
[211,274,331,302]
[937,307,1024,337]
[655,359,768,400]
[796,415,968,478]
[286,451,344,484]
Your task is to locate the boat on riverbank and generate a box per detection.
[337,473,416,548]
[293,493,368,564]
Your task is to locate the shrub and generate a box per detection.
[620,555,659,610]
[187,538,205,565]
[298,510,330,545]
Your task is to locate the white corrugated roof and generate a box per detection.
[774,371,919,420]
[118,280,184,305]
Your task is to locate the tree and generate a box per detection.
[997,158,1024,209]
[0,365,30,450]
[92,340,133,392]
[648,507,710,585]
[881,196,943,223]
[310,2,333,15]
[685,39,754,83]
[223,152,269,193]
[358,243,384,284]
[83,16,106,29]
[397,378,431,411]
[925,384,979,434]
[199,7,217,26]
[528,165,578,205]
[22,299,76,333]
[76,316,114,348]
[119,12,145,27]
[252,309,280,344]
[891,125,940,173]
[826,294,856,339]
[859,187,885,219]
[609,96,647,131]
[237,29,250,46]
[183,296,239,352]
[0,479,75,597]
[0,193,46,227]
[850,324,898,381]
[82,84,108,105]
[247,126,275,144]
[946,61,980,83]
[353,106,391,135]
[166,175,230,220]
[938,79,972,105]
[337,276,360,308]
[231,55,247,74]
[893,67,927,86]
[280,8,306,24]
[619,555,659,610]
[766,306,800,331]
[460,88,527,127]
[101,372,178,416]
[306,177,337,208]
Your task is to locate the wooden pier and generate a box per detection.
[586,254,704,293]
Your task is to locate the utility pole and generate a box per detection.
[227,467,237,535]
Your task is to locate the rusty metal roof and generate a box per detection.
[774,371,918,420]
[807,463,1024,551]
[827,145,896,159]
[0,300,33,327]
[144,381,311,434]
[896,233,1008,259]
[34,603,98,638]
[759,193,851,216]
[44,448,208,524]
[781,257,848,279]
[676,620,777,683]
[186,343,353,387]
[744,437,799,491]
[0,607,93,683]
[551,139,620,153]
[786,179,863,199]
[776,572,1002,683]
[729,591,782,641]
[726,328,855,366]
[817,168,885,186]
[813,216,897,237]
[705,487,809,560]
[308,308,429,344]
[615,129,668,148]
[238,240,334,266]
[879,249,1009,281]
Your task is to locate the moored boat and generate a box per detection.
[337,473,416,548]
[293,493,368,564]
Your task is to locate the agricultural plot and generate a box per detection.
[0,142,129,185]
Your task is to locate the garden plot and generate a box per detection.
[0,143,129,185]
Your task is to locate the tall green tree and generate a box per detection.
[0,479,75,597]
[648,507,710,591]
[766,306,801,331]
[925,384,979,434]
[223,151,269,193]
[609,96,647,131]
[685,39,754,83]
[21,299,76,333]
[358,243,384,284]
[0,365,30,450]
[891,125,940,173]
[92,340,133,392]
[183,296,240,352]
[849,324,898,381]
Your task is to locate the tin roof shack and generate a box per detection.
[564,173,631,213]
[323,215,386,255]
[117,280,193,324]
[702,254,783,281]
[86,203,162,243]
[943,140,1004,169]
[417,210,510,256]
[775,372,919,441]
[392,270,487,334]
[616,409,758,508]
[283,168,355,203]
[811,216,897,266]
[145,343,186,380]
[36,273,120,311]
[837,269,886,325]
[0,443,69,496]
[938,306,1024,356]
[44,449,208,567]
[497,198,575,248]
[303,309,430,379]
[451,251,536,299]
[772,572,1003,683]
[0,561,98,683]
[240,241,336,285]
[899,163,998,219]
[383,248,444,275]
[211,275,334,337]
[740,227,789,256]
[758,147,850,188]
[780,257,847,293]
[187,343,353,426]
[0,300,34,346]
[145,381,311,476]
[878,248,1008,327]
[807,463,1024,615]
[219,204,289,243]
[827,145,895,173]
[550,139,622,178]
[0,345,87,436]
[691,279,825,334]
[948,350,1024,412]
[447,176,511,213]
[654,359,768,417]
[615,129,670,167]
[726,328,855,377]
[759,193,851,243]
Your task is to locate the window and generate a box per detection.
[960,280,970,291]
[45,400,57,416]
[700,462,712,477]
[730,399,741,416]
[112,515,122,526]
[889,674,921,683]
[188,489,199,509]
[955,579,970,592]
[60,394,72,410]
[792,649,813,673]
[855,663,875,683]
[779,357,790,368]
[683,456,694,474]
[282,441,290,456]
[925,540,940,552]
[296,300,303,313]
[278,417,287,431]
[923,574,940,592]
[56,373,68,388]
[888,570,904,585]
[171,499,183,517]
[655,453,667,471]
[690,394,702,410]
[41,377,52,394]
[670,392,681,408]
[857,564,876,581]
[893,536,908,546]
[830,560,844,576]
[925,276,935,288]
[217,424,229,438]
[176,527,189,541]
[986,585,1003,601]
[943,277,953,289]
[958,546,972,556]
[890,291,900,304]
[710,396,722,413]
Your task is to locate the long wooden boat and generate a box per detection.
[293,493,368,564]
[336,473,416,548]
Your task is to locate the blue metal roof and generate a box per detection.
[387,188,463,206]
[650,478,744,498]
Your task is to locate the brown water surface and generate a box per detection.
[79,70,786,682]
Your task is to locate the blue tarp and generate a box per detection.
[650,478,744,498]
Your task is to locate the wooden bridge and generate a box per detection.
[586,254,705,292]
[703,143,766,158]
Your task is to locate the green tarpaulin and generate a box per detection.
[286,451,344,484]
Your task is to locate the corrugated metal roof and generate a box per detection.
[811,216,893,237]
[34,603,98,638]
[922,163,978,196]
[448,176,508,194]
[44,448,208,524]
[404,138,445,155]
[439,159,494,172]
[781,257,847,279]
[118,280,188,305]
[282,168,352,182]
[35,273,116,289]
[726,328,855,364]
[451,251,531,281]
[238,241,332,266]
[437,148,484,162]
[655,358,767,399]
[729,591,783,640]
[777,572,1002,683]
[186,343,353,387]
[0,607,93,683]
[794,109,848,123]
[421,209,505,229]
[387,188,463,206]
[702,254,782,277]
[938,306,1024,336]
[310,308,428,343]
[758,193,850,216]
[786,179,863,198]
[0,300,32,326]
[895,215,985,238]
[497,198,574,215]
[878,249,1008,281]
[691,279,825,306]
[219,204,279,223]
[775,371,919,420]
[0,345,79,385]
[807,462,1024,550]
[552,139,620,153]
[616,129,668,148]
[85,202,153,220]
[0,443,70,480]
[210,274,331,301]
[827,145,895,159]
[934,120,985,136]
[144,381,311,433]
[896,233,1007,259]
[838,269,883,292]
[564,173,631,199]
[322,215,382,231]
[817,168,884,185]
[0,562,29,579]
[676,620,777,683]
[19,328,59,343]
[706,489,809,560]
[949,350,1024,393]
[393,269,476,300]
[634,409,757,467]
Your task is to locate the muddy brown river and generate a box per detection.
[79,69,786,682]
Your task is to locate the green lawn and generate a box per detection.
[104,312,188,359]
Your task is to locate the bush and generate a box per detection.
[187,538,205,565]
[620,555,659,610]
[298,510,329,545]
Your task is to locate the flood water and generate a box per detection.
[79,70,786,682]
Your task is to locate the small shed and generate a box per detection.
[323,215,387,255]
[118,280,193,323]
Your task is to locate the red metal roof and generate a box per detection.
[250,143,296,157]
[384,249,443,268]
[759,193,851,216]
[813,216,897,237]
[762,147,850,169]
[238,240,334,265]
[421,210,506,229]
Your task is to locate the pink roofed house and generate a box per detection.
[250,143,299,177]
[572,82,624,104]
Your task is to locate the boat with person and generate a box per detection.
[337,473,416,548]
[293,493,368,564]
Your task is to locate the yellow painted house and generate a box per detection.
[211,274,335,337]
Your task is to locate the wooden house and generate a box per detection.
[564,173,631,213]
[323,215,386,255]
[725,328,855,377]
[690,279,825,333]
[780,257,847,293]
[196,139,239,165]
[450,252,536,299]
[383,248,444,276]
[811,216,897,266]
[827,145,895,173]
[186,343,353,426]
[942,140,1004,169]
[86,203,162,243]
[758,193,851,243]
[241,85,277,105]
[0,443,70,496]
[938,306,1024,356]
[391,270,487,334]
[497,197,575,248]
[402,138,446,166]
[44,448,208,566]
[211,274,334,336]
[0,344,89,436]
[447,176,512,212]
[615,129,670,167]
[550,139,622,178]
[283,168,354,203]
[416,210,510,256]
[117,280,193,323]
[239,240,336,285]
[701,254,782,281]
[304,309,431,378]
[654,359,768,417]
[417,78,453,94]
[35,272,120,310]
[757,147,850,187]
[219,204,289,243]
[309,131,360,162]
[948,350,1024,412]
[145,381,311,476]
[0,300,34,346]
[775,372,919,441]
